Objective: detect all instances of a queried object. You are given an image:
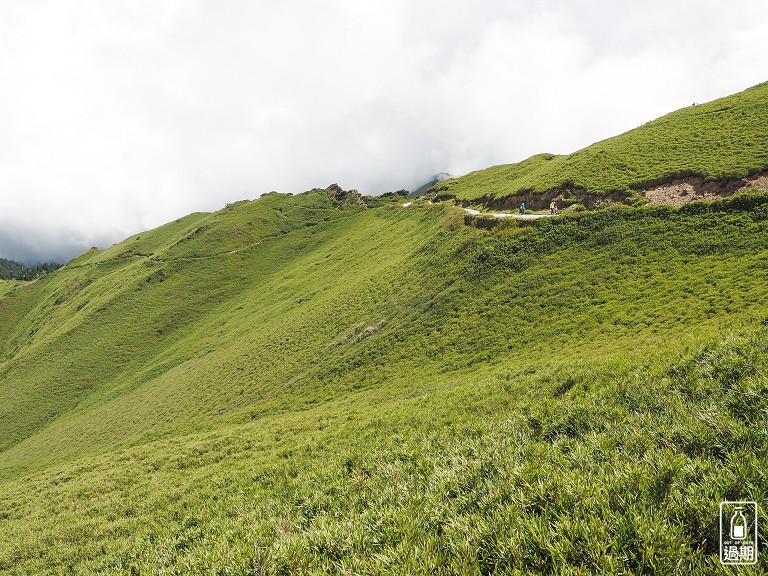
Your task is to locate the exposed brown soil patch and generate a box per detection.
[447,185,628,212]
[746,172,768,190]
[432,170,768,212]
[644,170,768,207]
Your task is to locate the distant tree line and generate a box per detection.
[0,258,62,281]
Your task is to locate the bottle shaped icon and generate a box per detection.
[731,506,747,540]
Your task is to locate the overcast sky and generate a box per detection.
[1,1,766,262]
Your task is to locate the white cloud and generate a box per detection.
[0,0,765,262]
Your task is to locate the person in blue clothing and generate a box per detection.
[519,202,526,215]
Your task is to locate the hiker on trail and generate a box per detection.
[550,201,556,215]
[519,202,526,215]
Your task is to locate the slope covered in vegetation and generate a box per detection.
[0,186,767,573]
[438,82,768,205]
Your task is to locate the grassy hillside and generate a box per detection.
[0,188,767,573]
[439,82,768,204]
[0,280,22,297]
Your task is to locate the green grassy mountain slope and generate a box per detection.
[1,188,768,573]
[0,191,428,467]
[0,280,22,297]
[439,81,768,205]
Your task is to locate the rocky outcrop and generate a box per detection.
[308,183,366,207]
